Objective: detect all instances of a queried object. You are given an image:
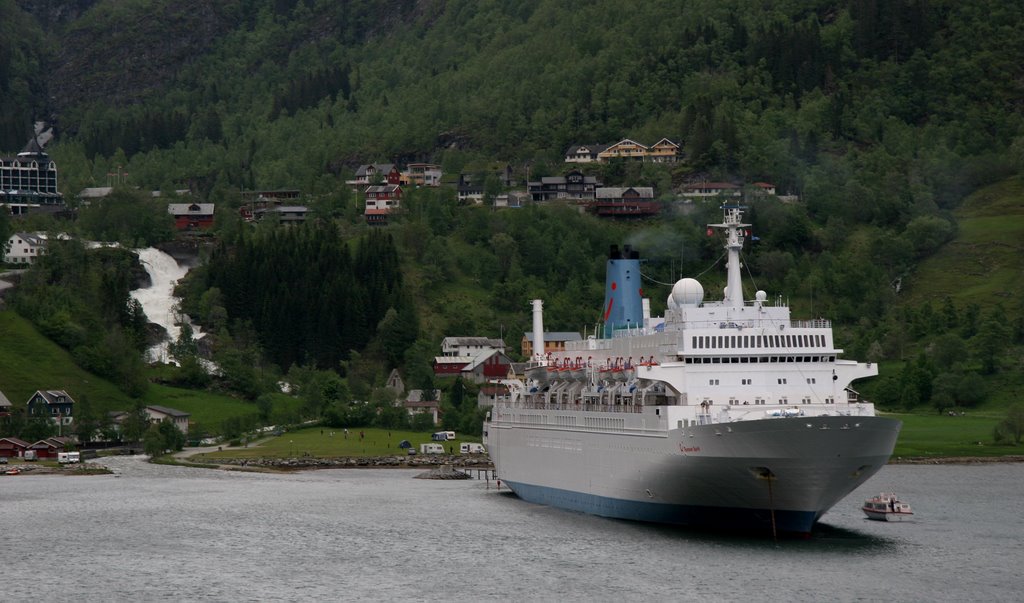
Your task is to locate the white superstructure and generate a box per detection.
[484,205,900,534]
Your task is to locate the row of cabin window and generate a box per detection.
[692,333,826,350]
[685,355,837,364]
[722,397,836,405]
[720,378,819,385]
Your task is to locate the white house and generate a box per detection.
[404,390,440,425]
[145,405,190,434]
[4,232,48,264]
[440,337,505,357]
[680,182,742,198]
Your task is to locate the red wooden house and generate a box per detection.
[0,437,30,459]
[167,203,215,230]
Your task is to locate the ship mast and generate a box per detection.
[708,205,749,308]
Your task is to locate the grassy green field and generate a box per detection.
[903,177,1024,308]
[191,427,481,461]
[0,310,281,433]
[890,412,1019,458]
[0,309,136,410]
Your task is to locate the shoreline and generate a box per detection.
[890,455,1024,465]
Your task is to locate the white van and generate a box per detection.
[420,443,445,454]
[460,443,486,454]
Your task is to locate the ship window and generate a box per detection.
[709,379,719,385]
[731,336,737,347]
[777,378,787,384]
[807,378,816,384]
[718,336,724,348]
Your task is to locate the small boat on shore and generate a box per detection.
[862,492,913,521]
[5,468,21,475]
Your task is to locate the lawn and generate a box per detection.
[0,310,136,410]
[139,383,261,433]
[0,310,298,434]
[890,412,1019,458]
[903,177,1024,308]
[192,426,480,460]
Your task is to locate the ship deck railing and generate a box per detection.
[516,400,644,413]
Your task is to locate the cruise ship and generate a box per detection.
[483,205,901,535]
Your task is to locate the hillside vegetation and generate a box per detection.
[1,0,1022,444]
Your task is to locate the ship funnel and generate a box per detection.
[531,299,545,361]
[602,244,643,337]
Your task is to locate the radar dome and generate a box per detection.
[755,290,767,302]
[666,293,678,310]
[671,278,704,306]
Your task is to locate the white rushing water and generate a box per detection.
[130,247,204,364]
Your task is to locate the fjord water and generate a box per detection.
[4,459,1021,601]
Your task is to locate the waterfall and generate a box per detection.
[130,247,204,364]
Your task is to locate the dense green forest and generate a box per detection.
[1,0,1023,439]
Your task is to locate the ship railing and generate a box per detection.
[791,319,831,328]
[516,400,643,413]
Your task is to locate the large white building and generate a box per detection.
[4,232,48,265]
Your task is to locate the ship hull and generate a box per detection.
[489,415,901,534]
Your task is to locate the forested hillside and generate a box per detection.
[2,0,1023,433]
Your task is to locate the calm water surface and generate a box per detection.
[3,458,1022,602]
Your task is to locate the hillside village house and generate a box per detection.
[144,405,190,434]
[253,205,309,225]
[364,183,403,224]
[521,331,583,357]
[27,389,75,427]
[347,163,400,187]
[564,143,610,163]
[646,138,682,163]
[528,170,601,202]
[564,138,680,164]
[597,138,649,162]
[240,189,302,221]
[402,163,442,187]
[433,337,513,382]
[168,203,216,230]
[4,232,48,264]
[589,186,658,217]
[680,181,742,198]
